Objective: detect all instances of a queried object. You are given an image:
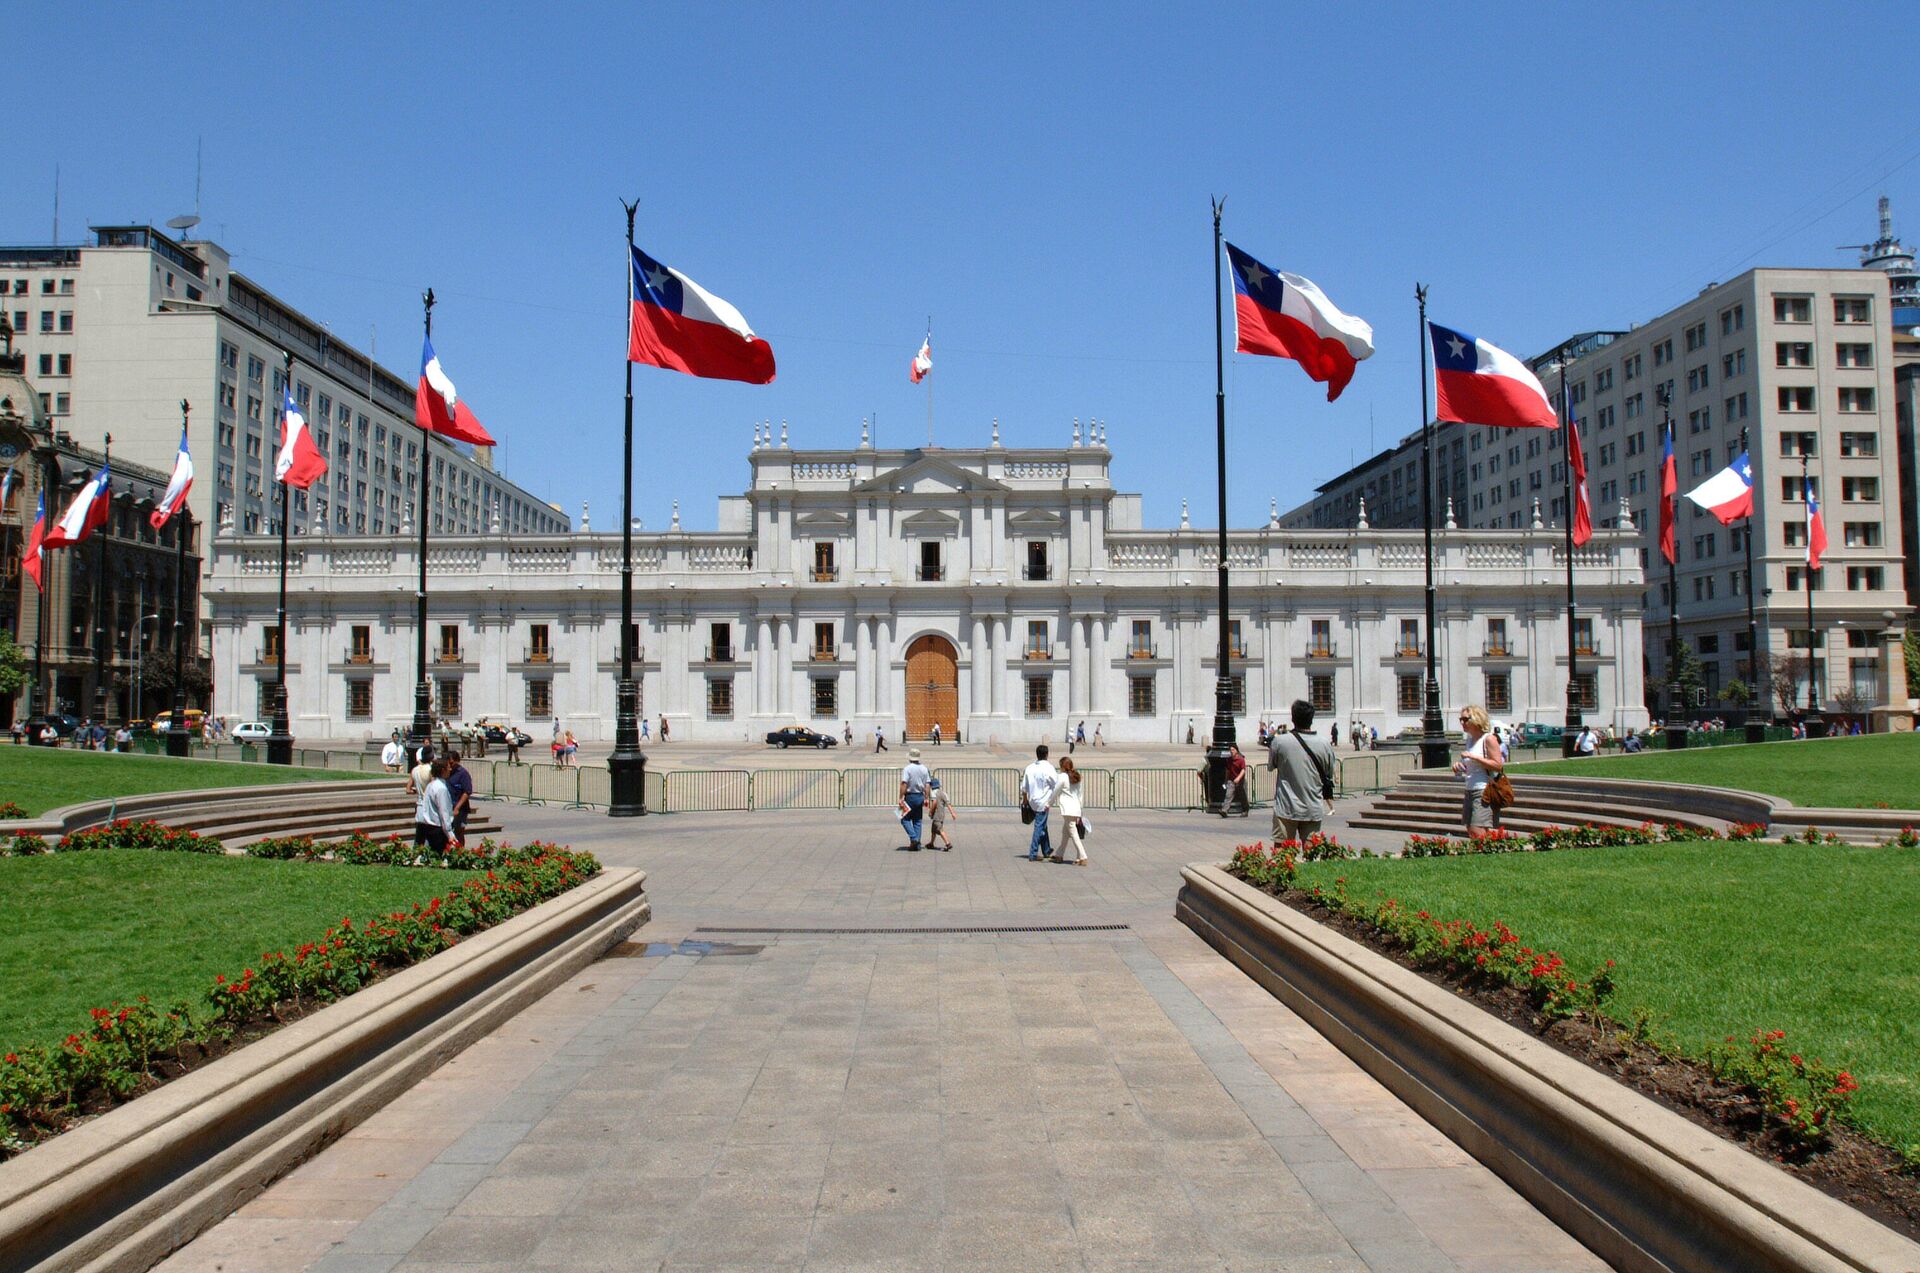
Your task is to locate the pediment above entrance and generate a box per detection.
[1007,508,1066,531]
[899,509,962,537]
[794,509,853,532]
[853,452,1009,496]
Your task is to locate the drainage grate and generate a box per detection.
[692,924,1131,935]
[603,940,765,958]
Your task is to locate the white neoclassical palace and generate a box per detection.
[205,435,1649,743]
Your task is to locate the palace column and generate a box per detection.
[855,616,873,715]
[970,615,989,714]
[1087,614,1105,714]
[775,617,793,716]
[756,616,774,717]
[872,616,890,718]
[1068,613,1088,717]
[989,615,1007,714]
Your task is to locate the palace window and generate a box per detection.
[1026,620,1050,658]
[812,677,837,717]
[526,679,552,719]
[1308,674,1335,713]
[437,624,461,662]
[1129,675,1155,716]
[1573,617,1596,656]
[1485,672,1511,713]
[1308,619,1332,657]
[256,682,276,721]
[707,677,733,718]
[1486,618,1508,655]
[812,541,836,581]
[1397,618,1420,657]
[709,622,732,661]
[528,623,551,662]
[1397,675,1421,713]
[349,624,371,663]
[436,677,461,718]
[1225,675,1246,715]
[1025,540,1049,581]
[813,622,835,660]
[1570,673,1598,712]
[918,540,942,582]
[346,680,372,719]
[1025,676,1051,716]
[1129,619,1153,658]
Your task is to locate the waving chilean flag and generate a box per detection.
[1805,487,1828,571]
[150,430,193,529]
[1567,414,1593,547]
[1429,323,1557,429]
[42,461,110,549]
[1684,451,1755,526]
[1225,244,1373,401]
[21,492,46,591]
[274,391,328,489]
[628,245,776,385]
[417,338,496,447]
[1658,424,1678,565]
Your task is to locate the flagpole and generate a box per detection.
[1741,425,1764,743]
[1204,197,1236,816]
[167,400,193,758]
[267,354,294,765]
[607,199,647,817]
[29,449,53,732]
[926,317,933,448]
[1415,285,1447,770]
[408,292,436,761]
[90,433,112,730]
[1560,372,1583,757]
[1651,388,1684,750]
[1803,451,1821,729]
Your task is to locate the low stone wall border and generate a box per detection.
[0,866,651,1273]
[1176,863,1920,1273]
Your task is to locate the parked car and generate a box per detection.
[474,719,533,747]
[1512,722,1565,748]
[232,721,273,743]
[25,713,80,744]
[765,725,838,749]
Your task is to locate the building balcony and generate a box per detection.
[811,568,839,582]
[1023,646,1054,660]
[343,648,374,665]
[918,566,944,582]
[809,648,838,662]
[257,649,281,665]
[1574,643,1600,657]
[524,647,553,664]
[1126,645,1158,660]
[702,645,736,663]
[1023,565,1052,581]
[1393,643,1422,658]
[1305,644,1337,659]
[1483,642,1512,657]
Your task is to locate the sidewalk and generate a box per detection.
[153,806,1598,1272]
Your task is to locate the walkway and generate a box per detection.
[154,804,1601,1272]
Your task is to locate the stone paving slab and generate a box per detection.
[153,806,1602,1272]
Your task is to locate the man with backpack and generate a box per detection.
[1269,698,1337,845]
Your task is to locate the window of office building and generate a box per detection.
[526,678,552,719]
[1398,618,1419,655]
[1839,431,1878,457]
[1777,386,1814,412]
[812,677,837,717]
[1130,619,1153,657]
[1573,617,1595,654]
[1721,304,1744,336]
[1847,566,1885,591]
[919,540,942,581]
[1397,674,1421,712]
[709,622,732,660]
[812,541,836,580]
[1025,676,1051,716]
[1836,342,1873,368]
[1834,296,1871,323]
[1838,386,1875,412]
[1309,618,1332,655]
[346,680,372,719]
[1308,674,1335,713]
[1842,476,1880,501]
[1027,619,1049,656]
[813,622,835,659]
[1773,296,1811,323]
[1843,521,1881,548]
[528,623,551,662]
[1128,675,1155,716]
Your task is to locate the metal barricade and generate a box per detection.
[1110,767,1206,810]
[576,764,612,808]
[928,767,1023,809]
[840,767,902,808]
[664,769,752,812]
[528,763,582,805]
[753,768,842,811]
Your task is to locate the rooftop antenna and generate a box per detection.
[51,164,59,244]
[194,136,203,222]
[165,214,200,241]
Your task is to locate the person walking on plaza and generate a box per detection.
[413,757,456,854]
[445,749,474,847]
[1052,757,1088,864]
[1022,744,1059,861]
[875,723,889,752]
[844,721,853,745]
[926,777,957,850]
[381,733,404,773]
[1269,699,1337,845]
[407,743,436,797]
[506,730,522,764]
[659,715,670,742]
[1092,722,1104,747]
[640,717,651,742]
[898,747,932,850]
[1453,705,1506,837]
[1225,742,1250,816]
[931,721,942,746]
[1574,724,1599,757]
[1329,721,1339,748]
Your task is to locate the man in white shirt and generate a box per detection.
[381,734,404,773]
[1576,725,1598,757]
[899,748,932,850]
[1022,745,1060,861]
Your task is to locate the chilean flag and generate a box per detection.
[274,391,328,489]
[416,337,497,446]
[1567,413,1593,547]
[1684,451,1755,526]
[1225,244,1373,401]
[150,430,193,529]
[1805,487,1828,571]
[41,461,110,549]
[21,492,46,591]
[628,245,776,385]
[910,336,931,384]
[1658,423,1678,565]
[1429,323,1557,429]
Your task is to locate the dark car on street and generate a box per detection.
[24,713,81,743]
[477,721,533,747]
[765,725,838,749]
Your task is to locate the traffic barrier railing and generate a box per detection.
[1111,767,1206,810]
[664,769,751,813]
[529,763,583,805]
[752,768,842,811]
[840,767,902,808]
[931,767,1024,809]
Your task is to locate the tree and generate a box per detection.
[1905,628,1920,699]
[113,657,212,716]
[0,631,26,701]
[1666,642,1709,716]
[1756,650,1812,715]
[1722,678,1752,710]
[1829,682,1872,721]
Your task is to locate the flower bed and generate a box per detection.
[242,831,558,871]
[0,843,599,1158]
[5,819,225,857]
[1224,841,1916,1235]
[1400,820,1768,858]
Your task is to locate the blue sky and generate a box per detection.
[10,3,1919,530]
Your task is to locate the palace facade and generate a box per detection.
[205,438,1649,742]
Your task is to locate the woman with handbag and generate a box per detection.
[1452,704,1509,836]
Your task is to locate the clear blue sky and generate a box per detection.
[10,3,1918,530]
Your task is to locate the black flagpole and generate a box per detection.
[1742,425,1764,743]
[167,399,193,758]
[267,354,294,764]
[1659,388,1687,749]
[1560,373,1584,757]
[1203,197,1236,816]
[90,433,112,733]
[1803,451,1822,733]
[407,291,436,761]
[608,200,648,817]
[1416,286,1447,770]
[29,446,54,733]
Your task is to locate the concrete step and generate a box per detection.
[1367,791,1727,833]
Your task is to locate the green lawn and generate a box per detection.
[0,746,369,817]
[0,851,476,1049]
[1514,731,1920,810]
[1297,844,1920,1152]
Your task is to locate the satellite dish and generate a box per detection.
[165,214,200,237]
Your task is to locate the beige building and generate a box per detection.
[0,225,567,558]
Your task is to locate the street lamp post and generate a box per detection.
[167,398,194,758]
[1658,387,1688,751]
[1742,425,1764,744]
[90,434,113,731]
[407,292,438,763]
[1415,285,1449,771]
[1203,198,1238,815]
[1801,451,1825,738]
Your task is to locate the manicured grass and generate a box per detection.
[1297,843,1920,1152]
[0,746,368,817]
[0,851,477,1049]
[1514,731,1920,810]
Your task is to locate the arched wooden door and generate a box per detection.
[904,635,959,741]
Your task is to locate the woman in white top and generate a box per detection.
[414,757,456,853]
[1451,704,1505,836]
[1052,757,1088,864]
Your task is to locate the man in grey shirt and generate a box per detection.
[1269,699,1337,845]
[899,747,932,850]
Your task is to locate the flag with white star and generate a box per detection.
[1428,322,1557,429]
[1224,243,1372,401]
[629,245,776,385]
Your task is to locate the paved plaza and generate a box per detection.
[154,802,1602,1272]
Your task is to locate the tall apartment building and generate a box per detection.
[0,225,568,555]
